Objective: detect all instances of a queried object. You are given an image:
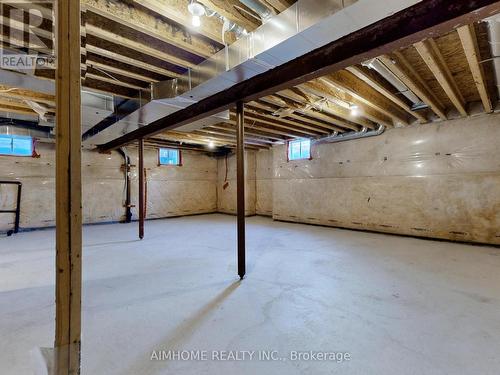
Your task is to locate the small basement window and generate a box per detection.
[288,139,311,161]
[0,134,33,157]
[158,148,181,166]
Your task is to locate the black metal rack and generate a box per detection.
[0,181,22,236]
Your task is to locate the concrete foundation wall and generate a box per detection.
[0,144,217,231]
[257,113,500,245]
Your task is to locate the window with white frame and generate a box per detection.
[288,139,311,161]
[158,148,181,166]
[0,135,33,157]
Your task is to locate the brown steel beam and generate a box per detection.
[99,0,500,151]
[236,101,246,280]
[55,1,82,374]
[138,138,145,240]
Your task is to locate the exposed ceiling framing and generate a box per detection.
[0,0,498,151]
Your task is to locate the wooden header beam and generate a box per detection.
[100,0,500,151]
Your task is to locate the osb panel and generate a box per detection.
[400,27,486,112]
[434,30,480,104]
[271,113,500,245]
[217,151,256,216]
[400,45,453,110]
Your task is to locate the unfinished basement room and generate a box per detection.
[1,0,500,374]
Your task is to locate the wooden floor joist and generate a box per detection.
[345,65,428,123]
[414,39,468,117]
[1,0,498,150]
[196,0,260,32]
[82,0,219,59]
[457,25,493,113]
[378,54,448,120]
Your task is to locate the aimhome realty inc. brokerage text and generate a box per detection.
[151,350,352,363]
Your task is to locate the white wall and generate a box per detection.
[256,113,500,245]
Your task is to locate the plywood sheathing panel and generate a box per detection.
[401,28,487,113]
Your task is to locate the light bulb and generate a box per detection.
[208,141,215,149]
[192,15,201,27]
[350,104,359,116]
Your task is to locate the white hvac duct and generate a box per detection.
[362,58,424,107]
[87,0,424,146]
[0,68,114,133]
[317,124,385,144]
[486,16,500,97]
[238,0,274,22]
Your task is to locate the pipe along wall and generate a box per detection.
[0,113,499,244]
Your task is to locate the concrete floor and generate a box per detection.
[1,214,500,375]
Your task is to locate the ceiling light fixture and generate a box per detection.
[192,15,201,27]
[350,104,359,116]
[188,1,205,28]
[208,140,215,149]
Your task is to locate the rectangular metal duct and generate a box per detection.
[85,0,423,146]
[0,69,114,134]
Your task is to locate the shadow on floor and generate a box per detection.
[126,279,242,375]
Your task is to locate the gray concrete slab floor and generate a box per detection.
[1,214,499,375]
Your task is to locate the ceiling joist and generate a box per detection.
[457,24,493,113]
[414,39,468,117]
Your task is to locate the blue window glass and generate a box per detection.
[0,135,33,156]
[159,148,180,165]
[288,139,311,161]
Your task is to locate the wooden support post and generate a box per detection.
[138,138,145,239]
[55,1,82,374]
[236,101,246,279]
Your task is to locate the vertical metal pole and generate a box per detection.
[236,101,246,279]
[14,183,21,233]
[138,138,145,239]
[125,156,132,223]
